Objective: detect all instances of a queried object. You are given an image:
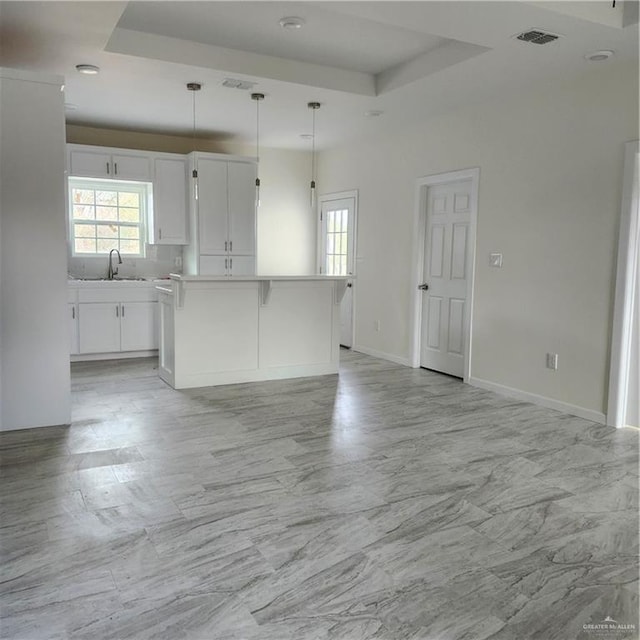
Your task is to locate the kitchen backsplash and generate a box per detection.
[67,244,183,280]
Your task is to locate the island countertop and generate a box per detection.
[168,273,351,282]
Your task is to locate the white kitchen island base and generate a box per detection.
[157,275,349,389]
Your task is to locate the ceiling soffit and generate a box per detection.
[106,2,491,96]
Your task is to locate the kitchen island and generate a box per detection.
[157,274,350,389]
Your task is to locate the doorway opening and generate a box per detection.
[608,141,639,429]
[318,191,358,348]
[410,169,479,382]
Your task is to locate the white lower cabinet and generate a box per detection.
[78,301,158,354]
[69,304,79,355]
[120,302,158,351]
[71,284,159,357]
[79,303,121,354]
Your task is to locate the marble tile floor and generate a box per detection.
[1,350,638,640]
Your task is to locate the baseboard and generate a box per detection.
[71,350,158,362]
[351,344,411,367]
[172,363,338,389]
[468,376,606,424]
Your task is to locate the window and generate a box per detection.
[325,208,349,275]
[69,178,149,256]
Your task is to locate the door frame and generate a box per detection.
[607,140,639,428]
[318,189,359,349]
[410,168,479,382]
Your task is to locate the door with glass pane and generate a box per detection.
[319,196,356,347]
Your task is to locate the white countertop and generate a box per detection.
[169,273,351,282]
[68,278,172,286]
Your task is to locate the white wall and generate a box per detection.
[0,68,71,431]
[318,61,638,419]
[256,148,315,275]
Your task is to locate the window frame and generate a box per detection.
[68,177,150,258]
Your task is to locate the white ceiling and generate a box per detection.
[0,1,637,150]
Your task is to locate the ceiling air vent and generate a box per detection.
[222,78,257,91]
[514,29,561,45]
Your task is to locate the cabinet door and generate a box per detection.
[153,157,188,244]
[227,161,256,255]
[78,303,121,354]
[120,302,158,351]
[69,149,111,178]
[197,158,228,255]
[112,153,151,181]
[159,296,175,381]
[69,304,79,355]
[229,255,255,276]
[199,255,228,275]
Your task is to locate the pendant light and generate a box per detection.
[308,101,321,208]
[187,82,201,185]
[251,92,265,208]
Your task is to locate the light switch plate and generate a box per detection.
[489,253,503,268]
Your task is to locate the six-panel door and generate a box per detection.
[420,180,472,378]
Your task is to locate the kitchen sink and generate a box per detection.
[68,276,151,281]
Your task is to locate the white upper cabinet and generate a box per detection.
[187,152,257,276]
[197,157,229,255]
[153,156,188,245]
[67,145,189,247]
[227,161,257,256]
[68,144,151,181]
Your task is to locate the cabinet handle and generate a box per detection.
[158,228,162,240]
[225,240,228,251]
[116,305,119,318]
[114,162,118,175]
[106,162,110,175]
[230,258,233,270]
[225,258,228,270]
[72,306,75,319]
[121,304,125,317]
[229,241,233,252]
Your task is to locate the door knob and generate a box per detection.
[347,282,352,288]
[418,283,429,290]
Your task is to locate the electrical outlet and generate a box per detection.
[374,320,380,332]
[546,353,558,370]
[174,256,182,268]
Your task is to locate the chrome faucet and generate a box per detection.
[107,249,122,280]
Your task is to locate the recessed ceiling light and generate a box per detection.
[279,16,305,30]
[300,134,314,140]
[75,64,100,75]
[365,110,384,118]
[584,50,614,62]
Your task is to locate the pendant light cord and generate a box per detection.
[256,97,260,164]
[187,83,202,179]
[311,106,316,184]
[192,89,196,152]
